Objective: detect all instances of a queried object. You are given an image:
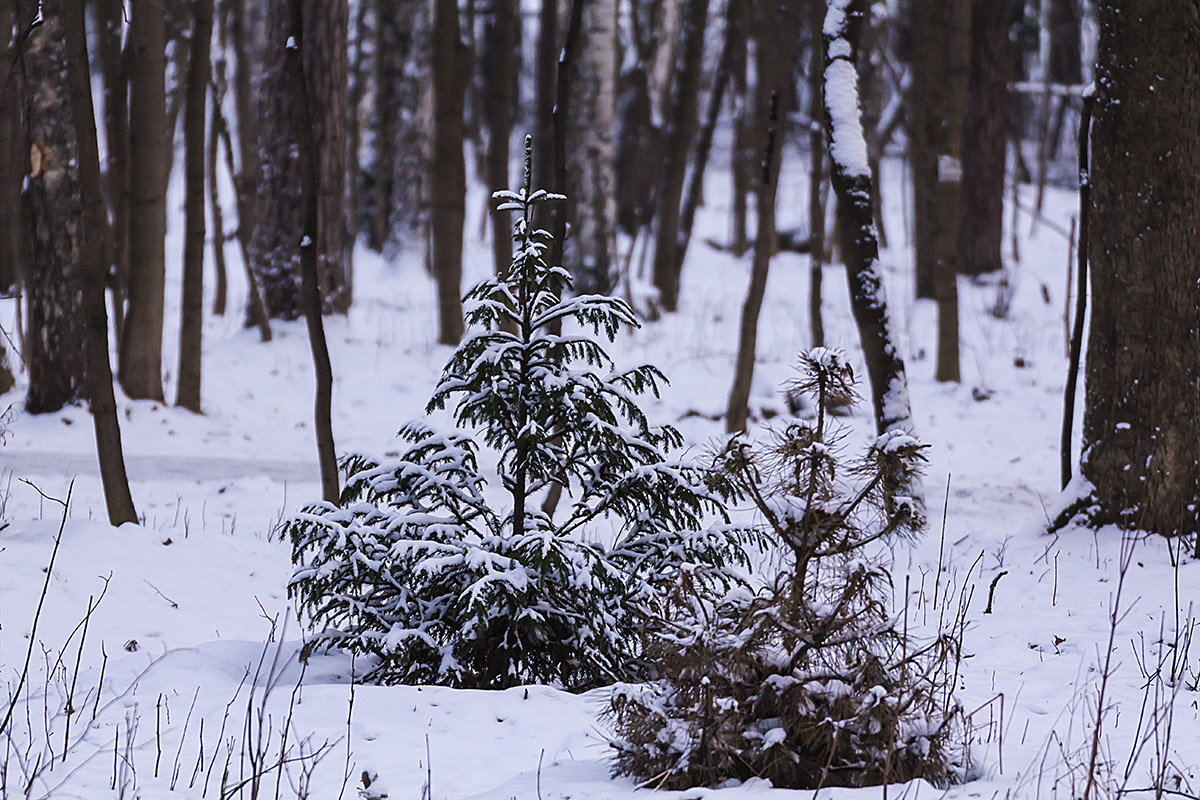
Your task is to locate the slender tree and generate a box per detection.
[430,0,466,345]
[824,0,919,445]
[725,0,803,434]
[96,0,129,325]
[253,0,350,320]
[649,0,710,312]
[908,0,968,380]
[1080,0,1200,548]
[286,0,339,503]
[806,0,826,348]
[208,55,229,316]
[63,0,138,525]
[120,0,169,402]
[676,0,742,276]
[177,0,213,413]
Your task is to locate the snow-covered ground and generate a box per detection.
[1,148,1197,799]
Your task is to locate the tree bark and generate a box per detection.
[368,0,398,252]
[208,66,228,316]
[725,0,802,434]
[286,0,339,504]
[210,96,273,342]
[565,0,618,294]
[958,0,1015,278]
[21,1,87,413]
[0,0,22,297]
[533,0,557,210]
[677,0,741,278]
[482,0,518,278]
[177,0,213,413]
[649,0,710,312]
[932,0,969,383]
[96,0,129,329]
[824,0,918,441]
[63,0,138,525]
[120,0,169,402]
[1082,0,1200,543]
[253,0,350,320]
[908,0,966,303]
[806,0,825,348]
[430,0,466,345]
[228,0,260,308]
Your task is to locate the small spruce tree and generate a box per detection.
[610,349,961,789]
[287,138,752,689]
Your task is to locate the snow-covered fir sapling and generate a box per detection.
[610,348,962,790]
[287,137,755,690]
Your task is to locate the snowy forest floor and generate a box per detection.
[1,148,1198,799]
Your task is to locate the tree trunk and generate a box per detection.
[96,0,129,329]
[806,0,825,349]
[824,0,918,441]
[63,0,138,525]
[482,0,518,278]
[649,0,710,312]
[177,0,212,413]
[253,0,350,320]
[958,0,1015,277]
[430,0,466,345]
[725,0,802,434]
[565,0,617,294]
[120,0,169,402]
[21,0,88,413]
[0,0,23,297]
[228,0,261,320]
[677,0,742,276]
[1081,0,1200,543]
[533,0,557,204]
[368,0,399,252]
[932,0,969,383]
[211,97,273,342]
[208,66,228,316]
[286,0,339,504]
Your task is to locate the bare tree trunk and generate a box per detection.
[825,0,918,442]
[430,0,466,345]
[566,0,617,294]
[1082,0,1200,544]
[120,0,169,402]
[533,0,557,233]
[958,0,1015,277]
[725,0,802,434]
[729,25,751,256]
[21,0,87,413]
[650,0,710,312]
[286,0,339,504]
[932,0,969,383]
[0,0,22,297]
[253,0,350,319]
[210,93,272,342]
[806,0,825,349]
[676,0,742,276]
[366,0,429,250]
[208,58,228,316]
[63,0,138,525]
[368,0,398,252]
[177,0,213,413]
[482,0,518,278]
[345,0,366,247]
[228,0,260,314]
[96,0,128,330]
